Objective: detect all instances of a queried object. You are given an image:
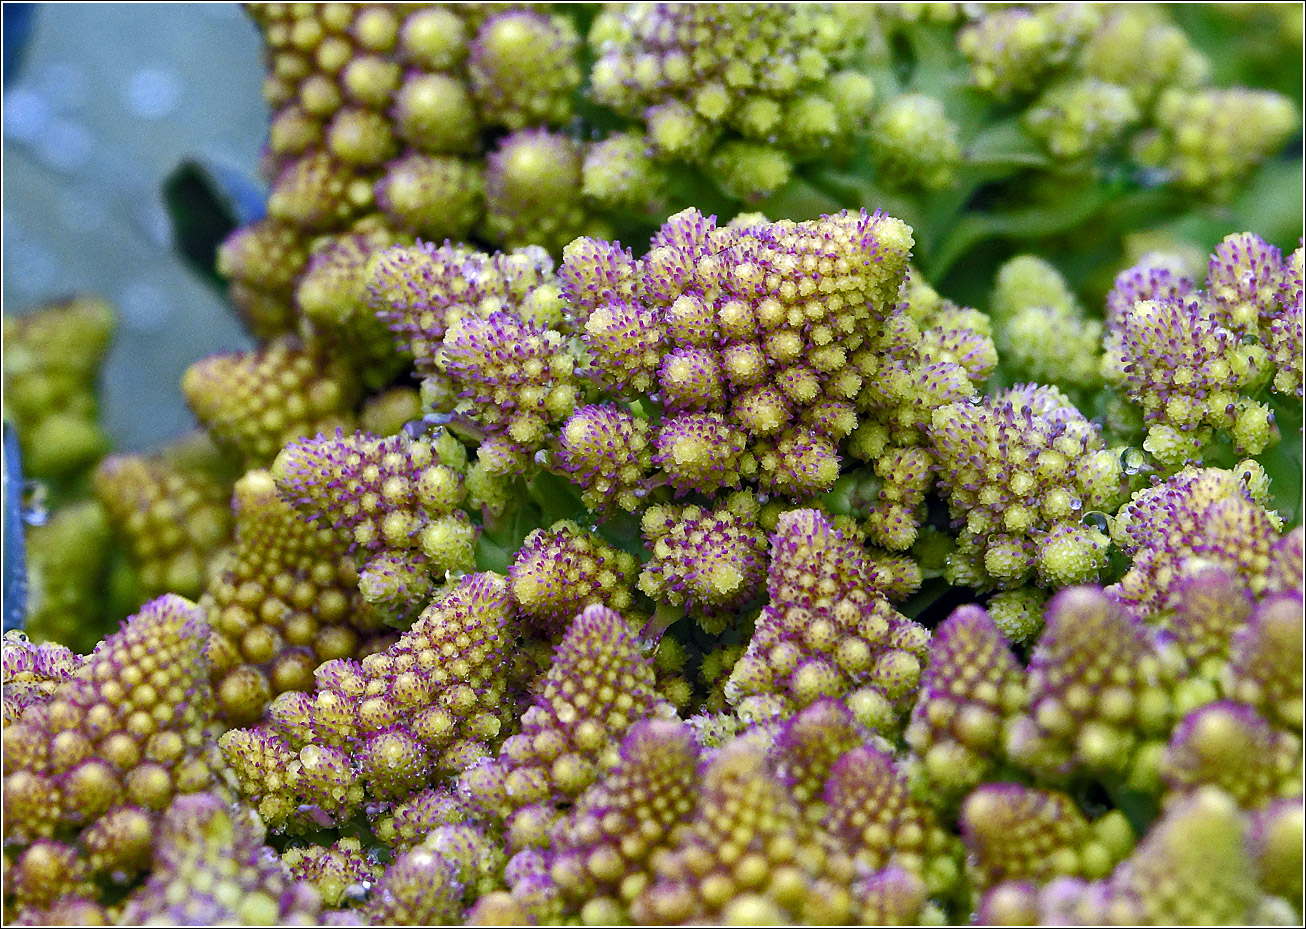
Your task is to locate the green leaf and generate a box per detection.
[925,180,1121,279]
[162,158,266,290]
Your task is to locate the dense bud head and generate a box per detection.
[1103,291,1278,466]
[1225,592,1304,732]
[959,4,1100,97]
[221,573,515,832]
[1160,701,1301,809]
[469,10,581,130]
[4,596,221,907]
[509,521,637,635]
[1247,800,1304,903]
[638,496,766,622]
[770,698,868,808]
[1109,466,1283,617]
[2,297,116,482]
[708,141,794,203]
[267,151,368,231]
[823,744,962,897]
[906,604,1027,797]
[589,3,866,191]
[183,337,359,467]
[992,255,1078,320]
[438,310,579,460]
[632,736,858,924]
[727,509,928,723]
[1025,77,1139,160]
[394,72,478,153]
[376,153,484,241]
[370,239,557,377]
[556,404,652,513]
[961,784,1130,888]
[119,792,323,924]
[543,719,700,921]
[485,130,596,253]
[565,207,915,498]
[1079,6,1208,106]
[1106,787,1269,924]
[464,604,673,837]
[283,836,381,907]
[1268,247,1303,399]
[1141,87,1298,198]
[928,385,1122,590]
[870,94,961,189]
[203,468,381,723]
[654,412,746,496]
[360,845,464,925]
[272,428,472,584]
[93,450,233,601]
[582,132,665,211]
[1008,586,1178,782]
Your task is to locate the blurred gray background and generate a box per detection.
[4,4,268,451]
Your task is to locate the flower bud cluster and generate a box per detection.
[1137,88,1299,197]
[219,573,515,832]
[927,384,1127,589]
[638,492,766,630]
[1005,586,1184,787]
[119,793,324,924]
[271,427,475,605]
[725,509,930,728]
[182,336,360,468]
[2,297,116,483]
[848,273,997,550]
[960,784,1134,890]
[281,836,380,908]
[633,736,861,924]
[93,444,234,601]
[458,604,676,853]
[869,93,962,190]
[2,631,83,725]
[562,208,915,500]
[509,521,637,636]
[21,502,114,653]
[958,4,1102,99]
[4,597,225,911]
[989,255,1102,395]
[1109,464,1287,619]
[590,3,872,201]
[220,4,595,383]
[554,403,653,514]
[948,3,1297,189]
[1104,235,1302,455]
[906,605,1027,798]
[979,787,1290,925]
[295,226,418,386]
[202,470,389,725]
[1023,77,1139,160]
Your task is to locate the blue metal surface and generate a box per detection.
[3,422,29,633]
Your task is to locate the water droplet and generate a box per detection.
[343,882,372,904]
[20,481,47,527]
[1120,447,1146,475]
[1067,495,1083,512]
[1081,511,1109,533]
